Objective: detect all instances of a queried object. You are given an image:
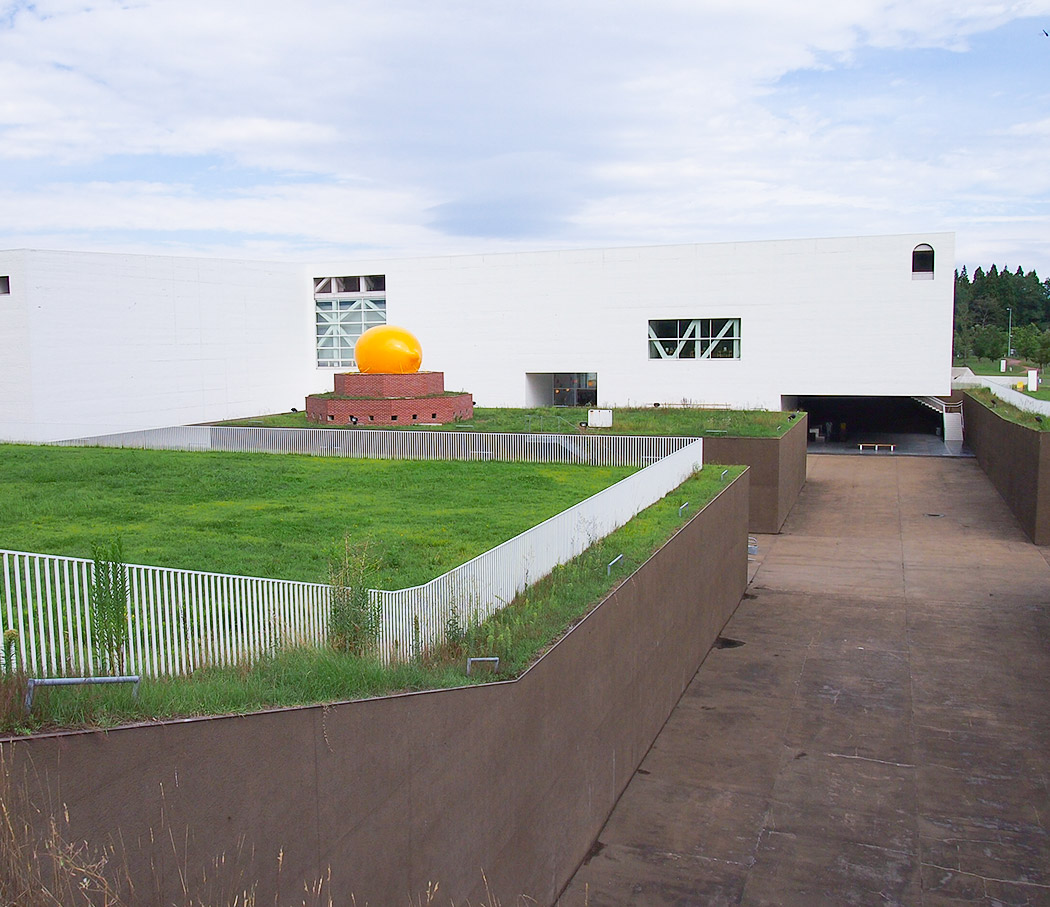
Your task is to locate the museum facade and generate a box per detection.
[0,232,954,442]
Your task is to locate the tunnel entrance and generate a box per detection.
[797,396,940,441]
[794,396,966,456]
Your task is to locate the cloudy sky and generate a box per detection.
[2,0,1049,274]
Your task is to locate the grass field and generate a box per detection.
[0,444,632,588]
[0,466,743,733]
[954,356,1040,376]
[218,405,793,437]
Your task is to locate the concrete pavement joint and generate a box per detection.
[826,753,917,768]
[921,862,1050,890]
[764,828,914,860]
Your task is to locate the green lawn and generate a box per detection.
[0,466,743,733]
[954,356,1040,376]
[0,445,632,588]
[218,405,793,437]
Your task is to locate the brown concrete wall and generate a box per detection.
[703,414,808,533]
[963,394,1050,545]
[1,474,750,906]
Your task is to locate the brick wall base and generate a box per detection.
[306,371,474,425]
[306,393,473,425]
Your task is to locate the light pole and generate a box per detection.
[1007,307,1013,362]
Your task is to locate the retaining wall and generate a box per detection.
[963,393,1050,545]
[1,473,750,905]
[704,414,808,533]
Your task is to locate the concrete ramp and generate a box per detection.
[558,456,1050,905]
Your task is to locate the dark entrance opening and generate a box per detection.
[798,396,941,443]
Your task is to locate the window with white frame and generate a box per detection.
[648,318,740,359]
[314,275,386,367]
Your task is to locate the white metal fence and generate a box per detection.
[1,438,704,677]
[52,425,694,467]
[1,550,329,679]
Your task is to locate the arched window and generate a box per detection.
[912,244,934,279]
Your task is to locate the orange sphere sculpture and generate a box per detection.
[354,325,423,374]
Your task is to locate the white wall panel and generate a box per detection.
[0,252,33,432]
[0,251,316,442]
[309,232,955,409]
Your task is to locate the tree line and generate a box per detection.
[954,264,1050,366]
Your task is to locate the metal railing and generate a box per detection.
[370,438,704,658]
[911,395,963,414]
[25,675,141,710]
[1,550,329,679]
[1,438,705,675]
[52,426,696,468]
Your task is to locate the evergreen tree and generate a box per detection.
[1017,269,1047,324]
[954,263,1049,358]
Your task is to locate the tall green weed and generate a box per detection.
[89,539,130,675]
[327,537,382,656]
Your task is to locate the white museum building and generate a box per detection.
[0,232,954,443]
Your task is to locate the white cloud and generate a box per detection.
[1,0,1050,272]
[0,178,431,243]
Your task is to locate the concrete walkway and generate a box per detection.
[557,455,1050,906]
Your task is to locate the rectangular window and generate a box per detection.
[551,373,597,407]
[316,276,371,294]
[648,318,740,360]
[0,276,9,294]
[314,274,387,367]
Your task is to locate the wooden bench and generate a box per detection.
[857,443,896,452]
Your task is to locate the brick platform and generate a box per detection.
[306,371,473,426]
[333,371,445,398]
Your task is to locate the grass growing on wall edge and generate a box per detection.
[966,387,1050,432]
